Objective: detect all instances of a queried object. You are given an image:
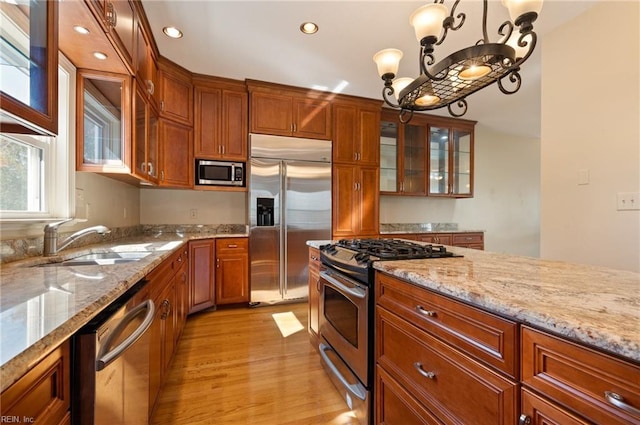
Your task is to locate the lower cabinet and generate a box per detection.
[308,247,321,349]
[215,237,249,305]
[189,239,216,314]
[0,340,71,425]
[382,231,485,250]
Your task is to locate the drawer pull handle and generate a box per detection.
[416,305,437,317]
[518,415,531,425]
[605,391,640,416]
[227,244,238,248]
[413,362,436,379]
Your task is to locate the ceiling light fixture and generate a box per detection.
[93,52,108,60]
[300,22,318,34]
[373,0,543,123]
[73,25,90,35]
[163,26,183,39]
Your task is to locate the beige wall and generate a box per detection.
[380,124,541,257]
[540,1,640,272]
[140,189,247,224]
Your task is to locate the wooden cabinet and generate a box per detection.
[158,119,193,188]
[375,272,519,424]
[382,232,484,250]
[332,164,379,238]
[174,246,189,343]
[76,70,132,174]
[247,80,332,140]
[308,247,321,349]
[106,0,136,70]
[193,76,248,161]
[0,0,58,135]
[0,340,70,425]
[451,232,484,249]
[428,117,476,198]
[134,17,158,106]
[189,239,216,314]
[380,109,428,195]
[332,98,381,166]
[521,388,591,425]
[521,326,640,425]
[215,238,249,305]
[133,82,159,184]
[158,57,193,125]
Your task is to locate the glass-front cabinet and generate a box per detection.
[133,83,159,184]
[0,0,58,134]
[429,124,474,198]
[76,71,131,173]
[380,110,427,196]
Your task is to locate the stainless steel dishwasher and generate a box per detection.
[73,280,155,425]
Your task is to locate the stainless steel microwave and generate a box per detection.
[195,159,245,186]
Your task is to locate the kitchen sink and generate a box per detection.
[38,251,151,267]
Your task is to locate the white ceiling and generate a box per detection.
[142,0,598,139]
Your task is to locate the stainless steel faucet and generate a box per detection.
[43,219,111,256]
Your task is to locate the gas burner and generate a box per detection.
[334,238,457,260]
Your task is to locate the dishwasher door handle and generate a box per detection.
[96,299,155,371]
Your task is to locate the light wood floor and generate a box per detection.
[150,302,359,425]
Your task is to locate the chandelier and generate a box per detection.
[373,0,543,122]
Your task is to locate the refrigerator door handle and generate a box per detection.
[281,161,287,297]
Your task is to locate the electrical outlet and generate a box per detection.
[617,192,640,210]
[190,209,198,219]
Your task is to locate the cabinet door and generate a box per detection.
[332,102,358,164]
[159,68,193,125]
[133,85,147,179]
[402,123,427,195]
[358,107,380,166]
[380,118,399,193]
[358,166,380,236]
[308,248,321,342]
[160,279,176,374]
[521,388,590,425]
[250,91,293,136]
[215,238,248,305]
[135,20,156,101]
[428,126,450,196]
[452,127,473,197]
[0,0,58,134]
[332,164,358,237]
[159,120,192,188]
[189,239,215,314]
[221,90,248,160]
[108,0,135,69]
[194,86,222,157]
[174,248,189,342]
[292,97,331,139]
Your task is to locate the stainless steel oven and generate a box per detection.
[318,265,371,424]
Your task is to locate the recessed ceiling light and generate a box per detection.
[93,52,108,60]
[163,26,183,39]
[73,25,90,35]
[300,22,318,35]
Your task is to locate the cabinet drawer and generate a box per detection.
[521,388,590,425]
[415,233,452,245]
[376,365,443,425]
[215,237,248,254]
[522,326,640,425]
[1,341,70,425]
[377,308,518,425]
[308,247,320,272]
[452,232,483,245]
[376,273,518,378]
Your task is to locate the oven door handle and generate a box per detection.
[319,343,367,401]
[320,271,366,299]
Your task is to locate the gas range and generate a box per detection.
[319,238,462,284]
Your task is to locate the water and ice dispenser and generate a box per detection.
[257,198,274,226]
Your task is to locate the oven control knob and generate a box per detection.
[354,253,370,263]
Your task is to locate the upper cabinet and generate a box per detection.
[134,17,158,106]
[428,119,475,198]
[379,110,476,198]
[332,98,381,166]
[247,80,331,140]
[158,58,193,126]
[76,70,132,174]
[0,0,58,135]
[194,75,248,161]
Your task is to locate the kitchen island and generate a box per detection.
[373,246,639,425]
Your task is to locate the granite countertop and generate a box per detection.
[373,247,640,363]
[0,231,247,392]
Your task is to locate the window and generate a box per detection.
[0,53,75,221]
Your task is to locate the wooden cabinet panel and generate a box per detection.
[194,77,248,161]
[158,61,193,125]
[189,239,215,314]
[452,232,484,249]
[377,273,518,378]
[250,91,293,136]
[133,81,159,184]
[332,100,380,166]
[521,388,590,425]
[522,326,640,425]
[159,119,193,188]
[174,246,189,343]
[332,164,379,238]
[292,97,331,139]
[415,233,453,245]
[376,365,444,425]
[0,340,70,425]
[377,307,518,425]
[308,247,321,348]
[359,166,380,236]
[108,0,135,68]
[215,238,249,305]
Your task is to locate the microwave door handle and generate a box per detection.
[320,271,366,299]
[319,343,367,401]
[95,300,155,371]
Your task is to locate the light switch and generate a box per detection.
[617,192,640,210]
[577,169,590,185]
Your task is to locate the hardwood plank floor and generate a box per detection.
[151,302,359,425]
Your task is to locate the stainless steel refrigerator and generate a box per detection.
[249,134,331,305]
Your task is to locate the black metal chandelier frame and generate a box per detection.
[380,0,539,123]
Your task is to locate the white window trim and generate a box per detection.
[0,53,76,227]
